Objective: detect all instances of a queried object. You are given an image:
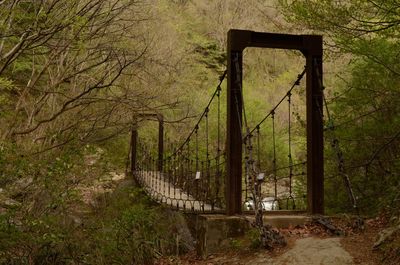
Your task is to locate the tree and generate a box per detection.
[0,0,183,148]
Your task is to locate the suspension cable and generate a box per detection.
[287,91,295,209]
[243,67,306,141]
[216,84,221,205]
[272,111,278,208]
[195,125,199,173]
[257,126,261,170]
[168,70,227,158]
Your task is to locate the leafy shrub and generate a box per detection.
[0,186,188,265]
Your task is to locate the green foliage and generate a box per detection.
[375,229,400,265]
[0,185,185,265]
[0,212,81,264]
[227,238,244,250]
[190,35,226,71]
[0,143,33,186]
[108,205,163,263]
[279,0,400,216]
[0,77,14,91]
[98,134,130,170]
[226,227,269,250]
[81,188,172,264]
[323,52,400,215]
[0,126,154,264]
[245,227,262,249]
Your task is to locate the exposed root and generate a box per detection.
[251,211,287,250]
[312,215,344,236]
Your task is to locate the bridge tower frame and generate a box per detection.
[226,30,324,215]
[131,113,164,173]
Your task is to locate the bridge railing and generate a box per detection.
[133,70,227,213]
[135,139,226,212]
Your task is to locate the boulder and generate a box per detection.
[373,222,400,248]
[0,195,21,209]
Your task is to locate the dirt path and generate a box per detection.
[164,234,380,265]
[185,237,354,265]
[265,237,354,265]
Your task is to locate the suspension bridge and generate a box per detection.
[130,30,325,217]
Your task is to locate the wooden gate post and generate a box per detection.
[226,44,243,215]
[305,45,324,215]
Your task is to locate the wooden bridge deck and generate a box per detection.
[136,171,216,211]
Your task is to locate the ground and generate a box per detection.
[82,170,396,265]
[59,157,395,265]
[157,217,390,265]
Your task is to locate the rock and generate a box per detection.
[72,215,82,225]
[0,196,21,209]
[0,207,7,215]
[259,223,287,249]
[274,237,354,265]
[165,209,194,253]
[84,146,104,166]
[102,182,113,189]
[373,223,400,249]
[9,177,34,197]
[66,214,83,227]
[389,215,399,224]
[110,172,125,182]
[312,215,344,236]
[15,177,33,190]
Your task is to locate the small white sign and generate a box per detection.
[195,171,201,180]
[257,173,265,181]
